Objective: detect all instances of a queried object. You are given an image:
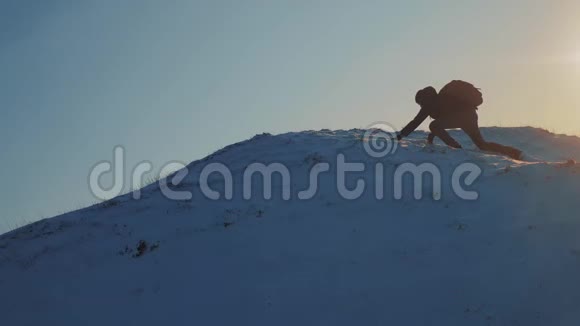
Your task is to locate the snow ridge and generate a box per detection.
[1,127,580,326]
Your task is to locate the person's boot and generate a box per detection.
[509,149,523,160]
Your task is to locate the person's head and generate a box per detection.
[415,86,438,107]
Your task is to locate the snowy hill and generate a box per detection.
[1,127,580,326]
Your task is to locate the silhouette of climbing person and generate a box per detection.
[397,82,523,160]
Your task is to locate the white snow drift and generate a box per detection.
[1,127,579,326]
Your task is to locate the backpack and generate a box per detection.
[439,80,483,109]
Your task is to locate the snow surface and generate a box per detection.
[1,127,580,326]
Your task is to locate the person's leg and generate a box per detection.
[427,133,435,144]
[461,115,523,159]
[486,142,523,160]
[429,118,463,148]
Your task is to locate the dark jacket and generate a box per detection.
[399,105,437,138]
[399,96,476,138]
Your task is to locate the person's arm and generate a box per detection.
[398,107,429,139]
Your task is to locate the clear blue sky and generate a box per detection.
[1,0,579,233]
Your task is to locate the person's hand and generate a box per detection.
[427,133,435,144]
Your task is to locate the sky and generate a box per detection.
[0,0,579,233]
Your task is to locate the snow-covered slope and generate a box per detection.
[1,127,580,326]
